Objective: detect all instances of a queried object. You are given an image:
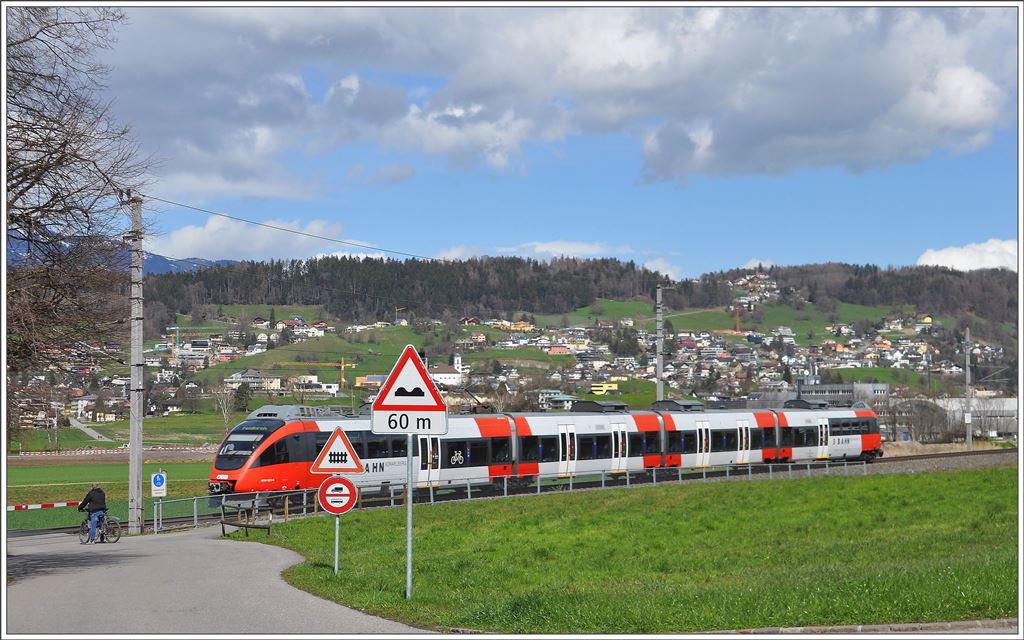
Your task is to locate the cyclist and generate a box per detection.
[78,483,107,544]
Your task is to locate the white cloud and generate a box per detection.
[343,163,416,187]
[146,215,344,261]
[916,238,1017,272]
[741,258,774,270]
[644,258,683,280]
[436,245,485,260]
[499,240,633,260]
[105,7,1017,190]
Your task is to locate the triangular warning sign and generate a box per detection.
[372,344,447,412]
[310,427,364,474]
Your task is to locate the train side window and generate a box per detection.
[666,431,682,454]
[520,436,540,461]
[258,440,289,467]
[867,419,879,434]
[682,432,698,454]
[420,439,429,470]
[594,434,612,458]
[761,429,774,448]
[390,435,407,458]
[749,429,762,449]
[644,432,661,454]
[444,440,468,467]
[709,430,724,452]
[366,436,390,459]
[540,436,559,462]
[628,433,643,457]
[491,437,512,463]
[285,433,310,462]
[314,432,330,454]
[724,430,738,451]
[780,428,793,447]
[577,435,596,460]
[468,439,489,467]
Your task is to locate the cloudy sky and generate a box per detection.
[97,5,1019,277]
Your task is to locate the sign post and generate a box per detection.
[317,476,358,575]
[150,471,167,498]
[371,344,448,599]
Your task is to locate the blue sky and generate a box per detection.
[98,6,1020,278]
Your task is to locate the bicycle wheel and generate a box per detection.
[78,520,90,544]
[104,517,121,543]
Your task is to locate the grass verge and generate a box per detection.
[236,466,1018,633]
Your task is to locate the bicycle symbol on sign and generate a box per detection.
[450,450,465,465]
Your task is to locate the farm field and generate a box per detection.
[249,466,1017,633]
[8,427,121,453]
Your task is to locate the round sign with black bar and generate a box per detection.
[318,476,357,515]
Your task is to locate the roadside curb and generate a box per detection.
[728,618,1018,634]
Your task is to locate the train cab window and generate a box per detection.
[491,437,512,463]
[628,433,643,457]
[593,433,612,459]
[520,436,540,461]
[257,439,289,467]
[682,431,698,454]
[366,436,390,459]
[540,436,559,462]
[666,431,682,454]
[215,419,286,471]
[390,435,408,458]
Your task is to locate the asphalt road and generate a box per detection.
[68,416,113,442]
[6,525,428,634]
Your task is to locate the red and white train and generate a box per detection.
[208,401,882,498]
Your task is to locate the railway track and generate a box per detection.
[10,448,1015,538]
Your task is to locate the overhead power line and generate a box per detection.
[140,193,438,262]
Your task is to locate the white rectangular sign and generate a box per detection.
[151,472,167,498]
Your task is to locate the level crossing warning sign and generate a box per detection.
[310,427,364,474]
[371,344,448,435]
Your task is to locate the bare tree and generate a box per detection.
[6,8,151,376]
[210,384,234,434]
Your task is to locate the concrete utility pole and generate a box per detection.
[656,284,674,401]
[128,195,145,534]
[965,326,972,451]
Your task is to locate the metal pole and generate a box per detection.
[334,515,339,576]
[128,195,144,535]
[193,498,198,528]
[406,433,413,599]
[657,284,664,401]
[965,327,973,451]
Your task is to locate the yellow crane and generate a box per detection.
[274,357,357,388]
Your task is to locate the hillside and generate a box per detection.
[144,258,1017,343]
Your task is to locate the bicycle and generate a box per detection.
[78,511,121,544]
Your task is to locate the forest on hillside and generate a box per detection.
[144,256,1018,341]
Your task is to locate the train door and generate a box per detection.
[696,419,711,467]
[611,424,627,473]
[558,423,576,476]
[737,420,751,464]
[816,418,829,459]
[417,435,441,487]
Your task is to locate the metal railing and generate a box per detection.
[153,459,868,532]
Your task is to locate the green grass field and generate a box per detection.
[237,466,1017,633]
[8,427,121,453]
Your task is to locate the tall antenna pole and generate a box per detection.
[128,195,145,535]
[965,326,972,450]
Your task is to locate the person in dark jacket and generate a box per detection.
[78,483,107,544]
